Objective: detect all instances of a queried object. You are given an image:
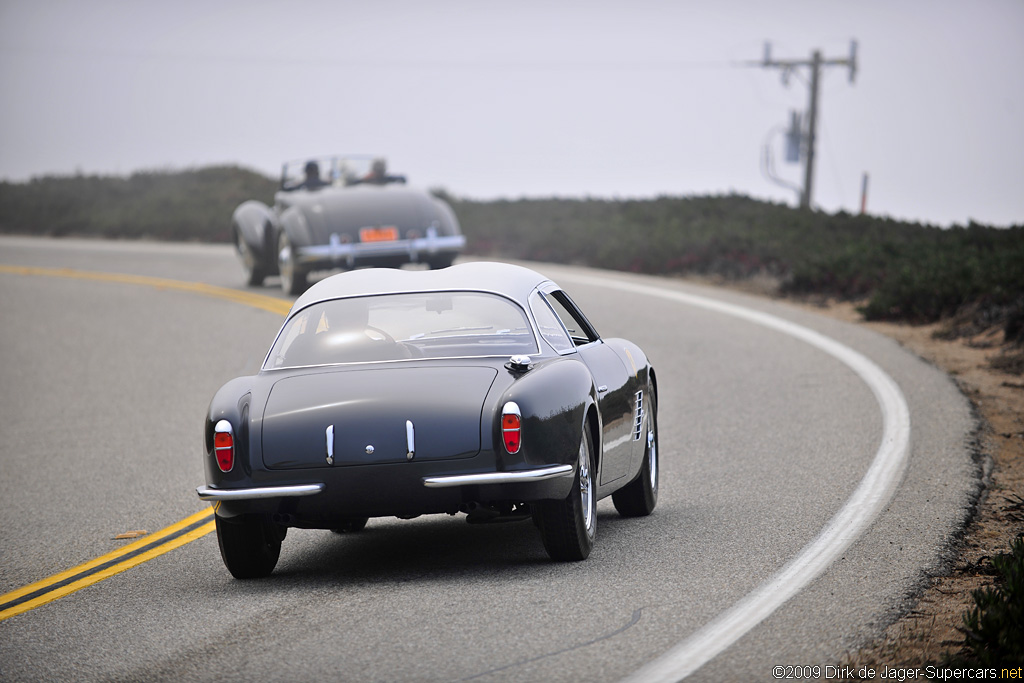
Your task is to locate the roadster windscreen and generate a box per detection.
[264,292,539,368]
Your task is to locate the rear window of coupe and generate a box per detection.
[265,292,538,368]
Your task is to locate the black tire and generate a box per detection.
[235,229,267,287]
[215,514,283,579]
[331,517,369,533]
[612,389,659,517]
[278,231,308,295]
[537,427,597,561]
[427,256,454,270]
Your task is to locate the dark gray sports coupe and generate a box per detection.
[198,262,658,578]
[232,155,465,294]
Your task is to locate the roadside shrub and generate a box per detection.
[957,535,1024,667]
[0,166,276,242]
[2,169,1022,337]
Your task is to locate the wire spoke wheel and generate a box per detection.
[578,439,594,533]
[278,232,308,295]
[236,230,267,286]
[537,426,596,561]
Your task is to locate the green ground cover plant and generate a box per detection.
[0,166,275,242]
[451,194,1023,349]
[953,534,1024,667]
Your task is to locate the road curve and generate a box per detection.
[0,236,977,682]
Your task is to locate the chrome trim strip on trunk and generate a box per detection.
[196,483,325,501]
[406,420,415,460]
[326,424,335,465]
[422,464,573,489]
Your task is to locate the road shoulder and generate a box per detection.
[803,300,1024,666]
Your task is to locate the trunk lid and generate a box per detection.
[300,186,437,244]
[261,366,497,469]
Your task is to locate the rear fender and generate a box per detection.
[279,206,314,247]
[493,358,599,476]
[607,337,655,392]
[232,201,279,275]
[204,377,255,484]
[428,194,462,237]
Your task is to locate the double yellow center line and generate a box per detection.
[0,510,215,621]
[0,264,292,622]
[0,265,293,316]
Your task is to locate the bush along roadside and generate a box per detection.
[1,169,1022,356]
[952,534,1024,667]
[453,196,1024,365]
[0,166,276,242]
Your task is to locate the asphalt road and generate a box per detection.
[0,236,976,682]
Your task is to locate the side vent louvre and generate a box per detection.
[633,390,644,441]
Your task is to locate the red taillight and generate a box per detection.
[502,402,521,454]
[213,420,235,472]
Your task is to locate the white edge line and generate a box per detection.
[556,273,912,682]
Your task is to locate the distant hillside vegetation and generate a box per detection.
[450,194,1024,337]
[0,166,276,242]
[1,167,1021,361]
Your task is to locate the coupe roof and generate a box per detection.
[289,262,554,315]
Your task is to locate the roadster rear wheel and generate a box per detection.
[215,514,284,579]
[427,256,454,270]
[537,427,596,561]
[612,389,659,517]
[278,232,308,295]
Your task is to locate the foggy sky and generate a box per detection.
[1,0,1022,226]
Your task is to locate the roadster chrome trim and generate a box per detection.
[422,464,573,488]
[295,229,465,267]
[196,483,325,501]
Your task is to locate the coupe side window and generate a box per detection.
[543,291,600,346]
[530,292,574,354]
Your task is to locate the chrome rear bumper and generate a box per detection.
[197,463,573,501]
[422,464,574,488]
[196,483,325,501]
[297,229,465,268]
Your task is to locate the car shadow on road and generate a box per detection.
[260,504,676,586]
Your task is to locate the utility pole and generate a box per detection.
[746,42,857,210]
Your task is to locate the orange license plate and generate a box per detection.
[359,226,399,242]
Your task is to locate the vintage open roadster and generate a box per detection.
[231,155,465,294]
[198,262,658,578]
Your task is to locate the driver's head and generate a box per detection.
[304,160,320,181]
